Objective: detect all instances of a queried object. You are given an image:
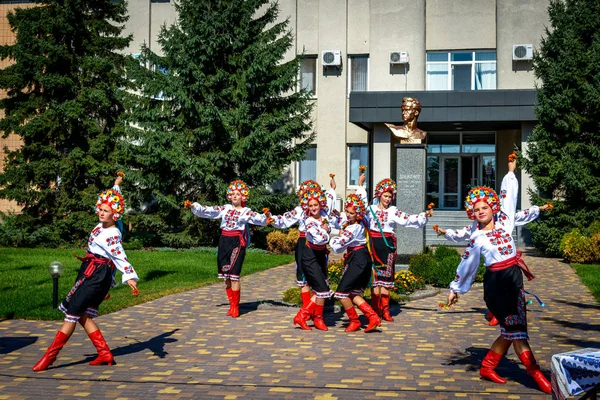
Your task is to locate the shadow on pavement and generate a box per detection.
[552,299,600,311]
[50,329,180,370]
[0,336,38,354]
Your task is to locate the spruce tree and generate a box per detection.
[122,0,314,246]
[0,0,131,246]
[521,0,600,256]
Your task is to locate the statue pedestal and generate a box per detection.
[395,144,427,264]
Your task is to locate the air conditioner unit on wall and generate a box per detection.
[512,44,534,61]
[389,51,409,64]
[322,50,342,67]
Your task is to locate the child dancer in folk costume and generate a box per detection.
[434,203,552,326]
[445,155,551,394]
[293,186,333,331]
[357,178,432,322]
[330,194,381,332]
[33,186,139,371]
[185,180,268,318]
[270,178,337,310]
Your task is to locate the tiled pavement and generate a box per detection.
[1,252,599,399]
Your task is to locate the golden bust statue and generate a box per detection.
[385,97,427,144]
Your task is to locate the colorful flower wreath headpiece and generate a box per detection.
[344,193,366,220]
[374,178,397,200]
[227,180,250,203]
[464,186,500,220]
[297,179,320,200]
[96,189,125,221]
[300,186,327,212]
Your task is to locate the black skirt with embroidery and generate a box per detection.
[217,235,246,280]
[483,265,529,340]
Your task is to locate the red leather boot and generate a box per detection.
[344,306,361,332]
[226,288,234,316]
[358,302,381,332]
[518,350,551,394]
[480,350,507,384]
[230,289,240,318]
[293,302,314,330]
[301,290,312,320]
[313,304,328,331]
[487,311,499,326]
[32,330,70,371]
[88,329,115,366]
[380,294,394,322]
[370,292,381,316]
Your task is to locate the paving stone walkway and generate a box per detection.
[1,251,599,399]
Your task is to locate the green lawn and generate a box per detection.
[0,248,293,320]
[572,263,600,303]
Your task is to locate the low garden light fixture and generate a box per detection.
[48,261,64,309]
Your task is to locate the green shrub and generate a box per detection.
[407,252,437,283]
[123,239,144,250]
[433,245,461,262]
[409,246,483,287]
[561,229,596,263]
[282,287,302,305]
[266,229,299,254]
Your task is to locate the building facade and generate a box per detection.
[1,0,550,244]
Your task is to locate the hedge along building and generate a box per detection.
[1,0,549,246]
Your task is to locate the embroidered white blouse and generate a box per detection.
[190,203,268,231]
[329,221,367,254]
[87,223,138,285]
[355,187,428,233]
[443,205,541,243]
[304,216,331,245]
[270,188,339,231]
[449,171,520,295]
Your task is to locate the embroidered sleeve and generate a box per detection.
[329,228,355,253]
[498,172,518,232]
[191,203,225,219]
[105,232,139,284]
[270,207,301,229]
[325,188,336,215]
[391,209,428,229]
[444,224,475,243]
[246,209,268,226]
[514,206,540,226]
[449,238,481,294]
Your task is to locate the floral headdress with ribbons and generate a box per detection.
[227,180,250,203]
[297,180,320,200]
[96,189,125,221]
[464,186,500,220]
[300,186,327,212]
[374,178,397,200]
[344,193,366,220]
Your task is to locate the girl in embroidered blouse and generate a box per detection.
[330,194,381,332]
[356,176,432,322]
[435,202,552,326]
[270,178,338,311]
[33,179,139,372]
[445,155,551,394]
[292,187,333,331]
[184,180,268,318]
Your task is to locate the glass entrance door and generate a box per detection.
[427,156,460,209]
